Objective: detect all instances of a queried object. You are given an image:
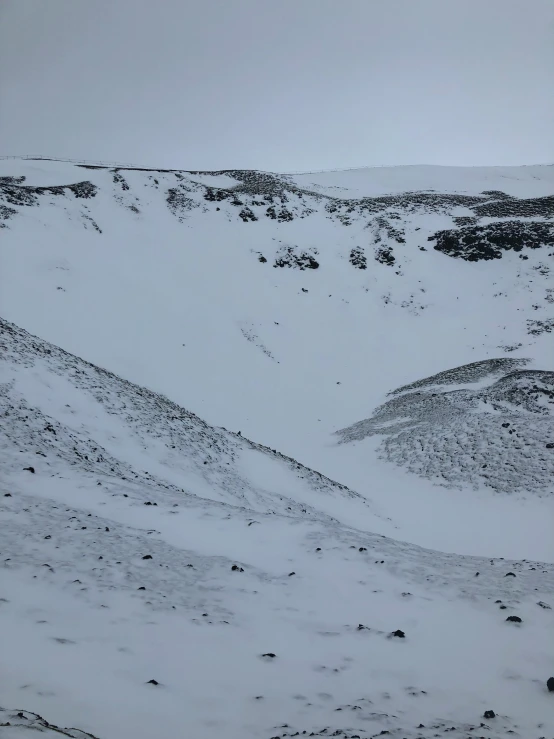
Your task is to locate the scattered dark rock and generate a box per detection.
[375,247,395,266]
[262,653,276,658]
[537,601,551,609]
[288,572,296,576]
[274,245,319,270]
[430,220,554,262]
[23,466,35,473]
[142,555,153,560]
[239,207,258,222]
[505,572,516,577]
[4,493,12,497]
[358,547,367,552]
[506,615,522,623]
[547,677,554,692]
[391,630,405,638]
[146,679,159,685]
[483,710,496,719]
[349,247,367,269]
[231,565,244,572]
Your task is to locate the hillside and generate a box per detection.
[1,158,554,738]
[1,158,553,553]
[1,318,554,739]
[337,357,554,495]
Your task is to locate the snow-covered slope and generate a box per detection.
[1,319,554,739]
[1,158,553,554]
[1,158,554,737]
[337,358,554,495]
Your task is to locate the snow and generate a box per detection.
[1,159,554,738]
[2,160,552,550]
[290,163,554,198]
[187,172,243,189]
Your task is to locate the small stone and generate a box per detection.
[505,572,516,577]
[146,679,159,685]
[4,493,12,497]
[142,555,153,560]
[483,710,496,719]
[358,547,367,552]
[231,565,244,572]
[506,615,522,623]
[288,572,296,576]
[537,601,551,609]
[391,629,405,638]
[262,653,276,658]
[23,467,35,473]
[547,677,554,692]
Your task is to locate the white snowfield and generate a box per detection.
[1,159,554,739]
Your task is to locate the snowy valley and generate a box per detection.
[0,158,553,738]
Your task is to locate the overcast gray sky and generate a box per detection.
[1,0,552,172]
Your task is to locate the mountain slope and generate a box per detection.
[1,319,554,739]
[1,158,553,555]
[337,358,554,495]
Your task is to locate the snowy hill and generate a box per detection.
[1,318,554,739]
[1,158,554,738]
[1,158,553,552]
[337,358,554,495]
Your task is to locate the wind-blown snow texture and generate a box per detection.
[337,358,554,495]
[1,159,554,738]
[2,318,554,739]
